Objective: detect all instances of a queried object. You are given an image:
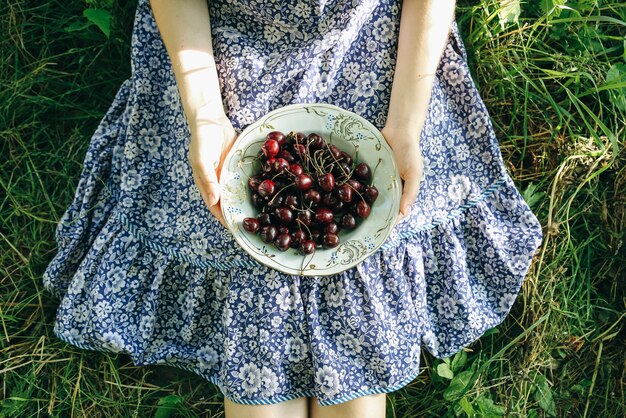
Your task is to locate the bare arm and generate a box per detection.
[149,0,225,120]
[150,0,237,229]
[382,0,456,221]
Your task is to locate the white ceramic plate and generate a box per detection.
[220,103,401,276]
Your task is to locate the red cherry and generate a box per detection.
[242,217,260,233]
[278,149,295,164]
[364,185,379,203]
[272,158,290,173]
[300,239,316,255]
[341,213,357,229]
[337,184,353,203]
[291,230,307,248]
[328,145,342,160]
[290,164,304,176]
[322,233,340,248]
[315,207,334,224]
[303,189,321,205]
[295,174,313,191]
[266,131,287,147]
[324,222,339,235]
[257,212,271,226]
[340,151,353,166]
[257,179,276,198]
[347,178,362,192]
[262,139,280,158]
[248,176,262,191]
[307,133,325,149]
[297,210,313,226]
[259,225,278,243]
[356,200,371,218]
[318,173,335,192]
[275,233,291,251]
[274,207,294,226]
[355,162,371,180]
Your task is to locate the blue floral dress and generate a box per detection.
[43,0,543,407]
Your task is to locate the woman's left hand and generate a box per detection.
[380,124,424,225]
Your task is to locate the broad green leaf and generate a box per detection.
[498,0,521,28]
[533,374,557,417]
[459,396,476,416]
[522,182,545,211]
[476,395,506,416]
[154,394,184,418]
[83,8,111,38]
[443,369,475,401]
[450,349,467,373]
[436,362,454,379]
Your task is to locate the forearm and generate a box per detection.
[149,0,225,121]
[385,0,456,139]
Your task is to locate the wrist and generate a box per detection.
[187,100,228,124]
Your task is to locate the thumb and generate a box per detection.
[398,170,420,220]
[194,160,221,207]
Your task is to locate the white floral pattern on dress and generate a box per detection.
[42,0,543,407]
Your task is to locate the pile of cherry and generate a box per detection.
[242,130,379,255]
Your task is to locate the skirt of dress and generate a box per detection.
[42,0,543,406]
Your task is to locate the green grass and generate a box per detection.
[1,0,624,417]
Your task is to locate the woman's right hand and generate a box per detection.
[188,105,238,229]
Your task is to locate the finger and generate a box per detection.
[193,170,229,229]
[398,171,421,220]
[208,201,229,230]
[193,168,219,209]
[194,161,221,207]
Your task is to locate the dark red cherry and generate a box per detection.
[322,233,340,248]
[275,233,291,251]
[251,193,265,209]
[318,173,335,192]
[290,164,304,176]
[297,210,313,226]
[272,158,290,173]
[266,193,284,209]
[242,217,260,233]
[295,132,307,143]
[364,185,379,203]
[278,226,290,235]
[337,184,353,203]
[274,207,294,226]
[303,189,321,205]
[328,145,342,160]
[341,213,357,229]
[257,212,271,227]
[324,222,339,235]
[284,194,299,208]
[278,150,295,164]
[293,143,307,158]
[307,133,325,149]
[300,239,316,255]
[257,179,275,198]
[347,179,362,192]
[338,162,352,178]
[355,162,371,180]
[329,196,344,212]
[259,225,278,243]
[266,131,287,147]
[248,175,262,191]
[309,228,322,244]
[356,200,371,218]
[295,174,313,191]
[315,207,334,224]
[291,230,307,248]
[340,151,353,166]
[262,139,280,158]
